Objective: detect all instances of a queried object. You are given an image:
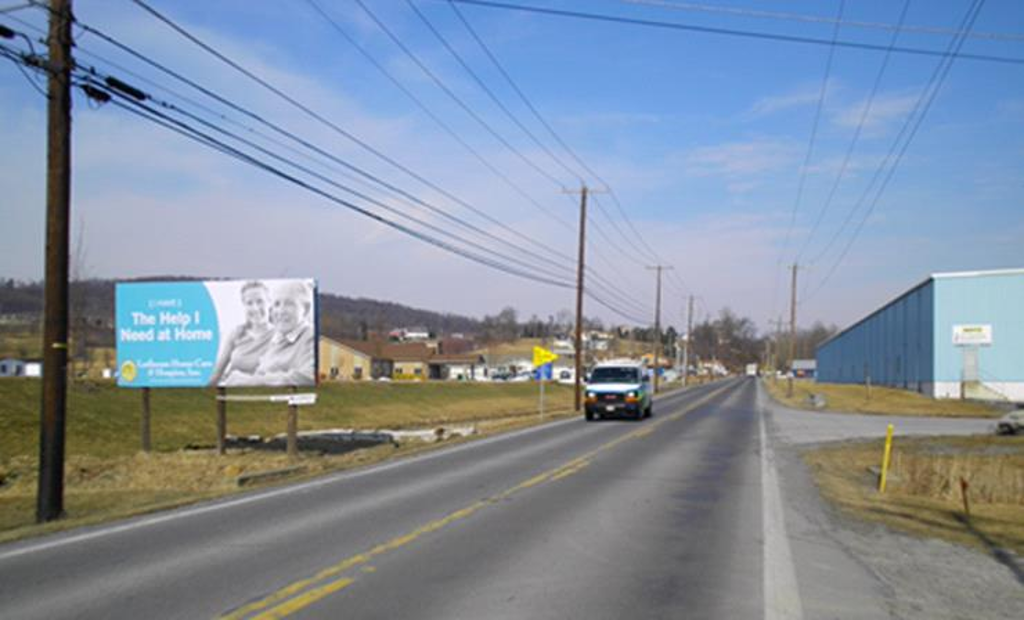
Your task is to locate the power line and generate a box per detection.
[778,0,844,263]
[613,0,1024,43]
[771,0,844,321]
[403,0,584,183]
[350,0,570,192]
[6,22,653,323]
[124,0,579,249]
[302,0,579,255]
[322,0,656,308]
[78,73,577,289]
[71,14,648,322]
[448,0,1024,66]
[803,0,985,303]
[794,0,911,264]
[448,0,670,267]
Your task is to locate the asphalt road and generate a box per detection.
[1,378,774,620]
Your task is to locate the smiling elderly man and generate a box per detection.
[223,280,316,387]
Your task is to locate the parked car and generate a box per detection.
[995,410,1024,435]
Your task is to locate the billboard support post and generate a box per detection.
[287,386,298,459]
[216,387,227,455]
[141,387,151,453]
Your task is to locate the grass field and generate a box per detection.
[804,435,1024,555]
[0,378,576,542]
[765,378,1000,418]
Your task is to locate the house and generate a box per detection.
[317,337,484,382]
[429,353,486,380]
[390,327,431,342]
[318,338,393,381]
[389,342,432,380]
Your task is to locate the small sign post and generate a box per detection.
[533,346,559,418]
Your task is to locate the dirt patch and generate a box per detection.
[803,435,1024,558]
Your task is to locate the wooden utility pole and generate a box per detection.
[141,388,151,452]
[683,294,693,386]
[571,186,588,412]
[37,0,73,524]
[787,264,798,398]
[646,265,671,394]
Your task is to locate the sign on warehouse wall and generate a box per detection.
[952,324,993,347]
[116,279,318,388]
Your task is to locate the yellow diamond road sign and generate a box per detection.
[533,346,559,367]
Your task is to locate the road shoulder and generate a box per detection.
[760,384,1024,619]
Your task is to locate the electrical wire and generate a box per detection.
[2,21,652,323]
[770,0,844,321]
[613,0,1024,43]
[302,0,578,258]
[403,0,584,184]
[449,0,669,268]
[125,0,577,247]
[803,0,986,303]
[794,0,911,264]
[778,0,844,263]
[350,0,571,193]
[447,0,1024,66]
[304,0,650,309]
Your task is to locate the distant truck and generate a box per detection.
[745,363,758,377]
[584,361,652,421]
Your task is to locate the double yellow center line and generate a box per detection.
[223,382,734,619]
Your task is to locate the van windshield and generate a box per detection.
[589,367,640,384]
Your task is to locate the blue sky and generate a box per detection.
[2,0,1023,334]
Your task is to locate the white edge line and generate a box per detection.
[0,385,709,562]
[761,395,805,620]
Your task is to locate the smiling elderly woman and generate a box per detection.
[222,281,316,387]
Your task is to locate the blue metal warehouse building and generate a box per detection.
[816,268,1024,402]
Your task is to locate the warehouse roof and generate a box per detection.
[817,267,1024,350]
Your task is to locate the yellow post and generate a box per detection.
[878,424,894,493]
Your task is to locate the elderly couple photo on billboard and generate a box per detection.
[210,279,316,387]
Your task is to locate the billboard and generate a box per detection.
[116,279,317,388]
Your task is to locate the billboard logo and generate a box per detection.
[120,360,138,383]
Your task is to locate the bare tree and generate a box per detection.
[69,215,90,379]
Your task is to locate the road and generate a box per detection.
[1,379,786,619]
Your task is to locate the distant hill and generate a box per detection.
[0,277,483,342]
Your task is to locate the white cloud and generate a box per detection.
[684,139,798,179]
[831,92,918,134]
[745,80,840,118]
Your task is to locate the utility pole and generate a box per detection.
[37,0,73,523]
[568,185,588,412]
[683,294,693,386]
[646,265,671,394]
[770,316,785,385]
[787,263,798,398]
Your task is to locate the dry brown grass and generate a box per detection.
[0,407,580,544]
[766,378,1000,418]
[804,435,1024,555]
